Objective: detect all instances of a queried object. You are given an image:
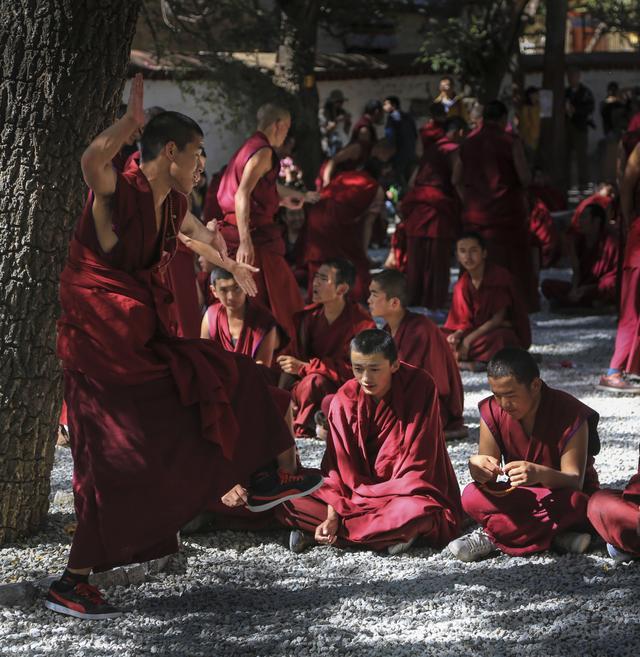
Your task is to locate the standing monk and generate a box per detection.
[456,100,539,312]
[217,104,313,352]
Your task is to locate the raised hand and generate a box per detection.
[125,73,145,129]
[230,261,259,297]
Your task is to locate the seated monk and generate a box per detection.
[368,269,467,439]
[276,329,463,554]
[527,193,560,269]
[443,232,531,369]
[542,199,619,310]
[201,267,288,368]
[448,348,600,561]
[277,258,375,437]
[588,446,640,562]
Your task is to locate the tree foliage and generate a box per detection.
[579,0,640,47]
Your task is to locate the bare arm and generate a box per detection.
[254,326,278,367]
[463,307,507,348]
[512,137,531,188]
[468,419,503,483]
[200,311,210,339]
[322,143,361,187]
[620,144,640,232]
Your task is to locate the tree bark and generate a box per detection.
[0,0,140,545]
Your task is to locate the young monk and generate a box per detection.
[277,329,463,554]
[201,267,288,367]
[49,77,321,619]
[588,446,640,561]
[277,258,375,437]
[368,269,466,439]
[443,232,531,369]
[448,347,600,561]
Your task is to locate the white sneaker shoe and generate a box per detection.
[607,542,637,562]
[448,529,497,562]
[552,531,591,554]
[387,536,416,556]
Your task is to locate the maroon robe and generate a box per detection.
[460,124,539,311]
[350,114,378,145]
[384,311,464,432]
[528,197,560,268]
[290,301,375,436]
[401,136,460,308]
[301,170,380,301]
[442,263,532,362]
[217,131,303,352]
[462,383,600,555]
[389,221,408,273]
[58,167,293,571]
[588,446,640,557]
[276,364,463,549]
[419,120,445,152]
[529,184,567,213]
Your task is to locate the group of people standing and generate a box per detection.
[47,71,639,622]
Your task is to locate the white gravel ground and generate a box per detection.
[1,283,639,656]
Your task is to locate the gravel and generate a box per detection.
[1,287,639,657]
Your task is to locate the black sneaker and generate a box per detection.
[45,581,122,620]
[247,469,323,512]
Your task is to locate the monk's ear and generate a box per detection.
[164,140,178,161]
[530,377,542,395]
[390,359,400,373]
[336,282,349,297]
[210,285,219,299]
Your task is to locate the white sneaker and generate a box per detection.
[387,536,416,556]
[448,529,497,562]
[552,531,591,554]
[607,542,637,562]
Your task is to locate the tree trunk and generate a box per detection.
[0,0,140,545]
[539,0,568,190]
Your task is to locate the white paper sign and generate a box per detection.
[539,89,554,118]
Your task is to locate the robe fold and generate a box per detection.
[217,131,303,351]
[462,383,600,555]
[442,263,532,362]
[276,364,463,549]
[384,311,464,432]
[290,301,375,436]
[460,124,539,311]
[528,197,560,268]
[59,167,293,571]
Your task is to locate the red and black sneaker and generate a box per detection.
[247,468,323,512]
[45,581,122,620]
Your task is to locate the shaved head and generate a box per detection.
[257,103,290,131]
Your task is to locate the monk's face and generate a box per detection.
[367,281,397,318]
[488,375,541,421]
[212,278,246,311]
[439,78,454,97]
[456,238,486,273]
[168,135,205,194]
[351,350,399,400]
[312,265,346,304]
[273,115,292,148]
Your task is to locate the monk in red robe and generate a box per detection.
[48,78,321,620]
[217,103,316,352]
[448,348,600,561]
[598,141,640,393]
[588,446,640,561]
[443,232,531,369]
[367,269,467,439]
[399,116,465,309]
[277,329,463,554]
[277,258,375,437]
[456,100,539,312]
[528,194,560,269]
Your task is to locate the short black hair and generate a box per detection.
[444,116,467,134]
[365,99,383,115]
[440,75,454,84]
[483,100,508,123]
[384,96,401,109]
[371,269,409,308]
[351,328,398,363]
[209,267,234,286]
[322,258,356,289]
[487,347,540,385]
[524,86,539,105]
[140,111,203,162]
[457,231,487,250]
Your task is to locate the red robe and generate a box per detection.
[58,167,294,571]
[529,184,567,212]
[276,364,463,549]
[217,131,303,351]
[384,311,464,432]
[443,263,532,362]
[389,221,408,273]
[588,446,640,557]
[463,383,600,555]
[290,301,375,436]
[460,124,539,311]
[418,120,445,152]
[301,170,380,301]
[401,136,460,308]
[528,197,559,268]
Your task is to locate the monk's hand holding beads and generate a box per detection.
[503,461,538,487]
[469,455,503,484]
[221,484,249,508]
[315,516,339,546]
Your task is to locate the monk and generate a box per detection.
[443,232,531,369]
[48,77,321,620]
[598,140,640,393]
[400,116,465,309]
[217,103,316,352]
[448,348,600,561]
[201,267,288,367]
[368,269,466,439]
[277,329,463,555]
[456,100,539,312]
[588,446,640,561]
[542,201,619,309]
[277,258,375,437]
[528,194,560,269]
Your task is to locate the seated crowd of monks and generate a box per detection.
[49,79,640,620]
